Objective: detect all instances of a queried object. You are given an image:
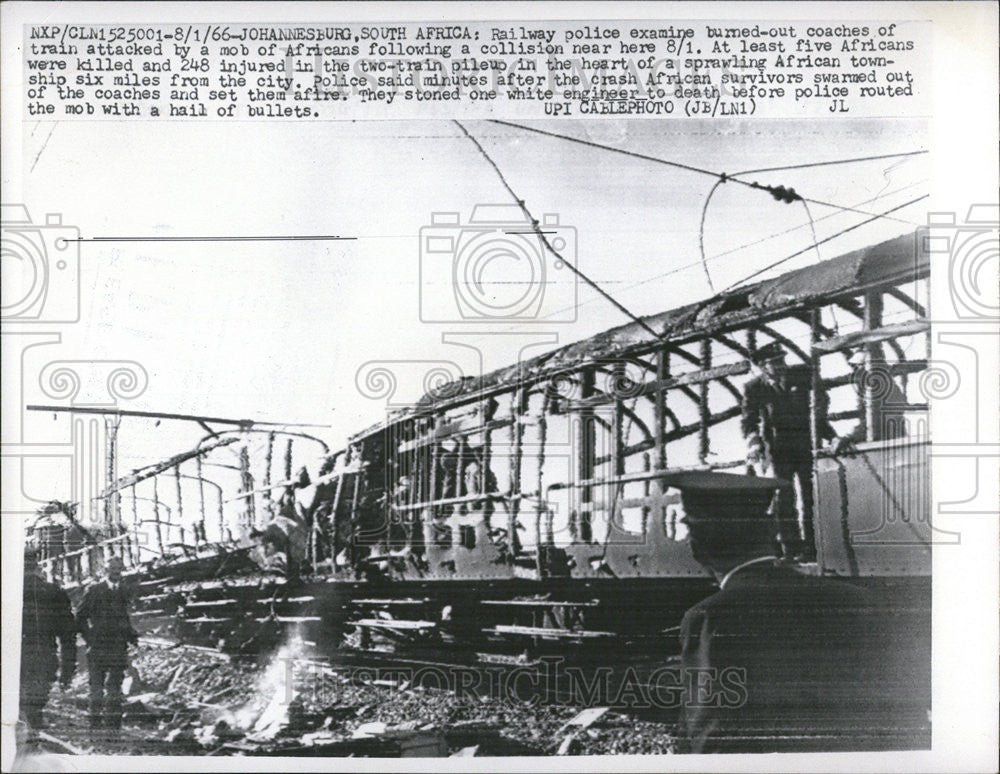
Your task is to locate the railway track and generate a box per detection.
[128,569,712,657]
[126,570,705,716]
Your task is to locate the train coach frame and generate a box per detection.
[24,229,934,677]
[332,229,933,585]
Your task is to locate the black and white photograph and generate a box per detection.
[2,3,997,772]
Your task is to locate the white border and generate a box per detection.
[2,3,997,772]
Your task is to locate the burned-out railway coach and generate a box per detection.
[36,231,933,675]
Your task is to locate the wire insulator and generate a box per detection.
[769,185,802,204]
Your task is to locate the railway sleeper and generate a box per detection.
[481,598,600,607]
[350,597,430,607]
[483,624,615,639]
[350,618,437,631]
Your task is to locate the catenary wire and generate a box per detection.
[721,194,928,292]
[697,152,922,294]
[489,120,924,226]
[481,178,928,333]
[446,180,927,355]
[454,120,661,339]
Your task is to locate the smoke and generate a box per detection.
[196,626,306,746]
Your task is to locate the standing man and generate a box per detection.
[740,342,837,561]
[20,548,77,730]
[674,472,885,753]
[75,555,138,731]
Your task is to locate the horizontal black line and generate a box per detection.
[67,236,356,242]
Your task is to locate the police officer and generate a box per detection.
[740,342,837,560]
[20,548,77,730]
[75,555,138,731]
[675,472,883,753]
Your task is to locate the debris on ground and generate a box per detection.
[29,642,680,757]
[555,706,611,755]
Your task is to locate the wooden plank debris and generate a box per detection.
[351,598,428,606]
[166,665,188,694]
[248,691,296,741]
[481,598,600,607]
[36,731,90,755]
[558,706,610,735]
[352,721,387,738]
[484,625,614,638]
[350,618,437,631]
[812,319,930,354]
[556,706,610,755]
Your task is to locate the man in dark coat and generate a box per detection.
[740,342,838,560]
[20,548,77,729]
[675,472,890,753]
[75,555,138,730]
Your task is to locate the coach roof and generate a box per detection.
[352,230,925,440]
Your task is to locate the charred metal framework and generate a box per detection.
[36,231,932,591]
[327,230,933,583]
[24,230,933,699]
[33,429,330,586]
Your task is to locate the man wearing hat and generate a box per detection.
[740,342,837,560]
[674,472,882,753]
[20,548,77,730]
[75,555,138,731]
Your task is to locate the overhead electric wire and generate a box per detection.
[491,118,926,302]
[697,177,724,292]
[490,118,771,192]
[698,174,763,292]
[452,178,927,345]
[449,119,927,350]
[697,150,923,292]
[634,178,928,304]
[453,120,661,339]
[799,199,823,266]
[796,197,841,332]
[699,175,829,295]
[731,149,927,175]
[489,119,924,226]
[721,194,929,293]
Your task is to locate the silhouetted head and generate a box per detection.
[106,556,125,583]
[23,547,41,576]
[667,472,785,577]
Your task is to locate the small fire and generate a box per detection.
[195,628,307,748]
[237,630,304,734]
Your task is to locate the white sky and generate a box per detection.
[13,117,927,484]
